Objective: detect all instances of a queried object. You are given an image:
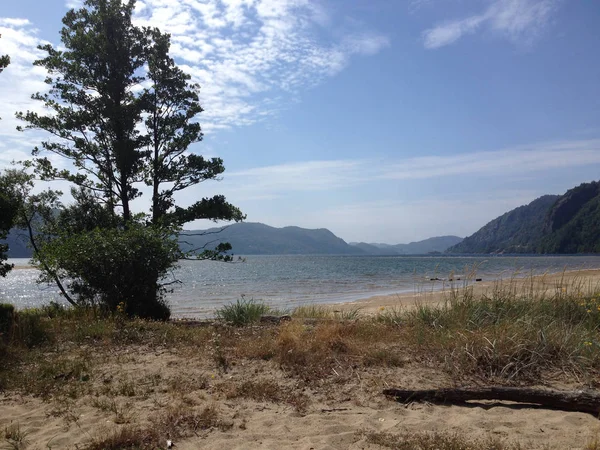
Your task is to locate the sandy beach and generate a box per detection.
[341,268,600,314]
[1,268,600,449]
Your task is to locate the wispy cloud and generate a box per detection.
[132,0,389,131]
[0,0,389,150]
[219,138,600,198]
[380,139,600,180]
[423,0,559,49]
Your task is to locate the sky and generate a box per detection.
[1,0,599,244]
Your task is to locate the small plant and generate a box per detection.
[291,304,332,319]
[221,379,309,413]
[374,306,403,326]
[334,308,361,321]
[3,423,29,450]
[215,297,270,326]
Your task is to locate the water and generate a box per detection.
[3,255,600,318]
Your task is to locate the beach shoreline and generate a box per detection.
[338,267,600,314]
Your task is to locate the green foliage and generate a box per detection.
[216,298,271,326]
[0,304,15,337]
[37,225,179,319]
[449,180,600,254]
[539,181,600,253]
[14,309,52,348]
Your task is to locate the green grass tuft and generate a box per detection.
[215,297,270,326]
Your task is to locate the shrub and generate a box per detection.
[0,303,15,337]
[36,224,179,320]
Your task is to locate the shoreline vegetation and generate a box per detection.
[5,263,600,319]
[2,270,600,449]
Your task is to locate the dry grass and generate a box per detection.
[85,403,231,449]
[3,423,29,450]
[219,379,310,412]
[1,275,599,403]
[360,430,524,450]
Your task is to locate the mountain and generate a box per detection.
[538,181,600,253]
[447,195,559,254]
[180,222,364,255]
[447,180,600,254]
[349,242,400,255]
[350,235,463,255]
[5,230,31,258]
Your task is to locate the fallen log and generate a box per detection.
[383,387,600,416]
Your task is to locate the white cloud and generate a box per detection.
[219,138,600,198]
[380,139,600,180]
[132,0,389,131]
[0,19,50,163]
[302,192,542,243]
[423,0,558,49]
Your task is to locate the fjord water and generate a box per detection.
[3,255,600,318]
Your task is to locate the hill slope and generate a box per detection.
[4,230,31,258]
[538,181,600,253]
[351,236,463,255]
[180,222,364,255]
[447,195,559,254]
[447,180,600,254]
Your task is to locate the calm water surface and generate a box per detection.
[3,255,600,318]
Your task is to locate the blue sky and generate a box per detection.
[1,0,599,243]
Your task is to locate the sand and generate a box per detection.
[339,268,600,315]
[2,354,599,449]
[2,269,600,449]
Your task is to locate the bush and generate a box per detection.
[0,303,15,337]
[36,224,179,320]
[14,309,51,348]
[216,298,270,326]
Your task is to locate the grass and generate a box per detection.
[402,278,600,382]
[360,431,524,450]
[215,297,271,326]
[85,404,232,449]
[3,275,600,388]
[3,423,29,450]
[220,379,310,412]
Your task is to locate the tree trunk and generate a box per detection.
[383,387,600,416]
[24,214,77,307]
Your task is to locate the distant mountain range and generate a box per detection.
[447,180,600,254]
[180,223,462,255]
[179,222,359,255]
[8,177,600,257]
[349,236,463,255]
[5,221,463,257]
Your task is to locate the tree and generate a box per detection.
[142,28,244,229]
[16,0,244,318]
[0,37,14,276]
[17,0,147,222]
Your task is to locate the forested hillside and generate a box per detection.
[447,181,600,254]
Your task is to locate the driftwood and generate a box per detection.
[383,387,600,416]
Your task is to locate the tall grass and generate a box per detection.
[215,297,270,326]
[404,277,600,381]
